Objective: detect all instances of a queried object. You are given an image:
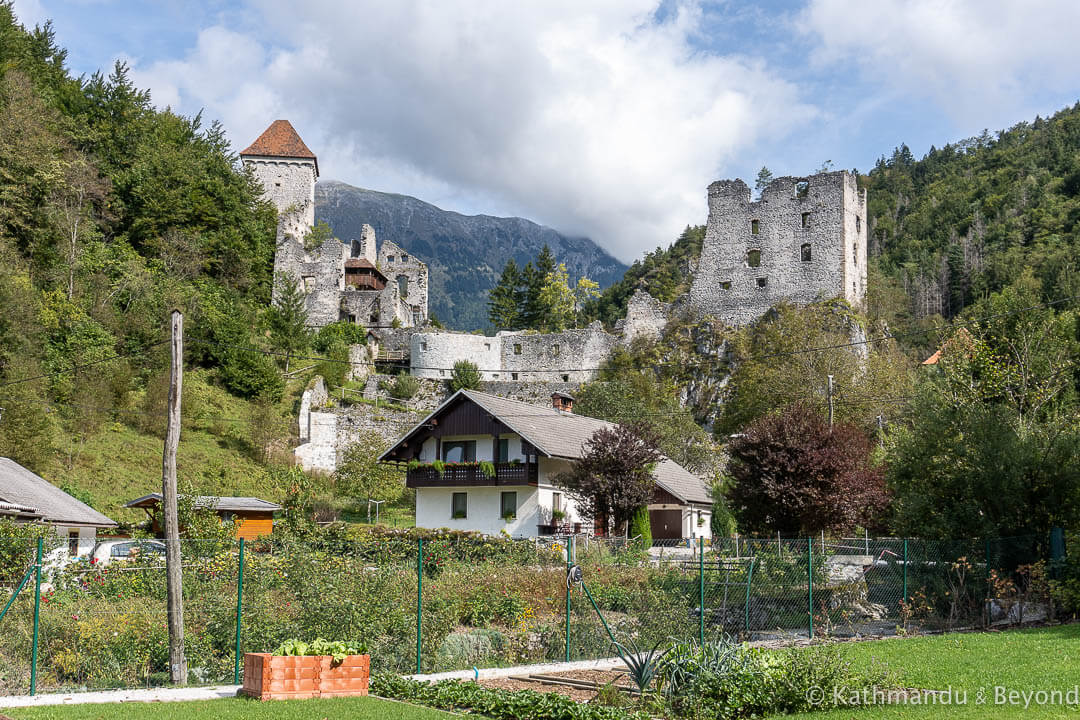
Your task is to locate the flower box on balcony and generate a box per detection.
[240,652,370,700]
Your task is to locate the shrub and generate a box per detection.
[389,372,420,400]
[449,359,483,392]
[628,506,652,547]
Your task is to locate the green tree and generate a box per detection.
[487,259,522,330]
[627,505,652,547]
[520,244,557,329]
[334,431,405,505]
[755,166,773,194]
[449,359,482,392]
[266,273,311,372]
[304,220,334,252]
[537,262,576,332]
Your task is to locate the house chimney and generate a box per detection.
[552,392,574,413]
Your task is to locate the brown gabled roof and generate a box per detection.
[240,120,318,174]
[126,494,281,513]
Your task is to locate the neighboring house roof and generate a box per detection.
[921,328,975,365]
[0,500,43,520]
[381,390,712,506]
[344,258,387,279]
[0,457,117,527]
[239,119,319,175]
[125,494,282,513]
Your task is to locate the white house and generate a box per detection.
[0,457,117,556]
[379,390,713,540]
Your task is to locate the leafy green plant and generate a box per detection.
[273,638,369,666]
[479,460,496,478]
[389,371,419,400]
[449,359,483,392]
[613,638,665,694]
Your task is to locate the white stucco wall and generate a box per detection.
[53,525,97,557]
[416,486,539,536]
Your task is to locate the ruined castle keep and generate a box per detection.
[241,120,428,329]
[688,170,867,326]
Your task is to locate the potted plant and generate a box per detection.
[551,509,566,523]
[697,516,705,527]
[502,510,516,523]
[242,639,369,701]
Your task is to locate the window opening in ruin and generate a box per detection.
[747,249,761,268]
[348,314,357,323]
[552,344,560,356]
[514,343,522,355]
[420,342,428,351]
[387,256,395,263]
[512,372,519,380]
[562,374,569,382]
[801,243,812,262]
[795,181,809,198]
[853,245,857,265]
[855,216,861,233]
[412,311,421,326]
[720,281,731,290]
[275,182,281,187]
[302,276,314,293]
[750,219,760,235]
[756,277,767,287]
[402,254,409,262]
[397,276,409,298]
[802,212,811,228]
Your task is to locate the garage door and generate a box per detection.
[649,509,682,540]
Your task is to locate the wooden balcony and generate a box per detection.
[406,461,538,488]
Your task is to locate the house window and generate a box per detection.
[552,492,562,513]
[801,243,812,262]
[746,249,761,268]
[68,530,79,556]
[220,511,235,523]
[451,492,467,519]
[500,492,517,520]
[750,219,760,235]
[513,343,522,355]
[443,440,476,462]
[756,277,767,287]
[801,212,811,228]
[497,438,509,463]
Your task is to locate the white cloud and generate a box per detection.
[12,0,47,27]
[801,0,1080,128]
[123,1,815,262]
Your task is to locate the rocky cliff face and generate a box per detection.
[315,180,627,330]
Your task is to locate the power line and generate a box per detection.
[0,340,169,389]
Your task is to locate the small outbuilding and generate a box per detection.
[125,494,281,540]
[0,457,117,556]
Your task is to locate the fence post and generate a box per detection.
[902,538,908,607]
[699,537,705,645]
[744,557,756,634]
[30,537,42,696]
[983,538,991,627]
[416,538,423,674]
[806,538,814,640]
[233,538,245,685]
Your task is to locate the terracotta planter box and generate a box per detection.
[241,652,370,700]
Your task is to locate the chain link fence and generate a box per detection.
[0,530,1064,695]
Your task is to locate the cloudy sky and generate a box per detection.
[14,0,1080,263]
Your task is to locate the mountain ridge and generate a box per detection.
[315,180,627,329]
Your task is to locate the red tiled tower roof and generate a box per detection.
[240,120,318,174]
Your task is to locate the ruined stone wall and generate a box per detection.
[410,323,617,383]
[410,331,502,380]
[378,239,428,327]
[616,289,670,345]
[688,170,867,327]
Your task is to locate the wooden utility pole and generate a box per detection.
[827,374,835,428]
[163,310,187,684]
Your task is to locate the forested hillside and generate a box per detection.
[0,6,298,517]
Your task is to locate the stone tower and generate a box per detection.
[688,170,867,326]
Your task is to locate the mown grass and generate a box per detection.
[4,695,457,720]
[788,623,1080,719]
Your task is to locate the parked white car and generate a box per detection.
[92,539,166,566]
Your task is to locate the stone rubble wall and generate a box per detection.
[616,289,671,344]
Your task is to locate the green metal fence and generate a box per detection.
[0,531,1063,696]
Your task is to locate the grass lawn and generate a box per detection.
[788,623,1080,719]
[4,695,458,720]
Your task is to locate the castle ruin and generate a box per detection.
[241,120,428,329]
[688,170,867,326]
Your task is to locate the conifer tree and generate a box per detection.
[266,273,310,373]
[487,258,522,329]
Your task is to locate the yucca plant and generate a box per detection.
[613,638,666,694]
